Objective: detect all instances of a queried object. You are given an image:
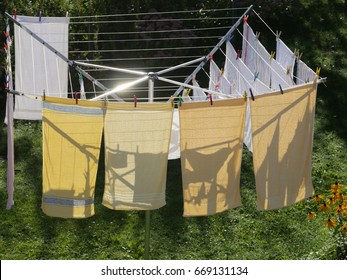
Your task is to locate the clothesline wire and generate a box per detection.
[69,7,246,19]
[251,9,277,37]
[73,55,202,62]
[84,65,197,71]
[69,45,215,53]
[70,35,222,44]
[70,17,234,25]
[70,26,230,36]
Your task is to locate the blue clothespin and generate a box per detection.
[226,34,234,42]
[249,88,255,101]
[279,84,284,94]
[254,72,259,81]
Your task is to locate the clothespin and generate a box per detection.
[270,51,276,60]
[243,91,248,101]
[256,32,260,39]
[39,11,42,22]
[13,8,17,19]
[170,96,174,108]
[4,43,8,50]
[286,66,291,75]
[316,67,321,76]
[227,34,234,42]
[249,88,255,101]
[3,31,9,39]
[220,67,224,76]
[236,50,242,59]
[253,72,259,81]
[179,95,183,106]
[66,12,69,18]
[276,31,282,38]
[186,88,191,95]
[42,90,46,101]
[279,84,284,95]
[209,94,213,106]
[74,91,78,104]
[243,15,249,23]
[133,95,137,107]
[209,54,213,61]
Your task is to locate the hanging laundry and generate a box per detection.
[250,82,317,210]
[103,103,173,210]
[209,59,222,92]
[192,79,207,101]
[296,59,317,84]
[242,22,293,90]
[42,97,104,218]
[14,16,69,120]
[276,37,296,80]
[226,41,271,95]
[225,41,272,152]
[168,108,180,160]
[179,99,246,216]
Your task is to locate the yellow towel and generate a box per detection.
[42,97,104,218]
[250,82,317,210]
[103,102,173,210]
[179,99,246,216]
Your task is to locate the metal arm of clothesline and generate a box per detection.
[74,61,147,76]
[172,4,253,97]
[157,76,233,98]
[4,12,123,102]
[91,76,149,101]
[157,56,205,75]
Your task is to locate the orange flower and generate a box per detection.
[318,203,330,213]
[313,194,324,203]
[341,223,347,233]
[307,212,316,219]
[330,182,343,191]
[324,218,338,228]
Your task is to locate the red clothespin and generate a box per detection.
[209,94,213,106]
[236,50,242,59]
[209,54,213,61]
[3,31,9,39]
[4,43,8,50]
[243,15,249,23]
[134,95,137,107]
[13,8,17,19]
[74,91,79,104]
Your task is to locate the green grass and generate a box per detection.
[0,115,345,260]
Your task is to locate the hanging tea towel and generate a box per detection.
[42,97,104,218]
[103,102,173,210]
[179,99,246,216]
[250,82,317,210]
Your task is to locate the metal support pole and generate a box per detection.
[144,210,151,260]
[144,73,155,260]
